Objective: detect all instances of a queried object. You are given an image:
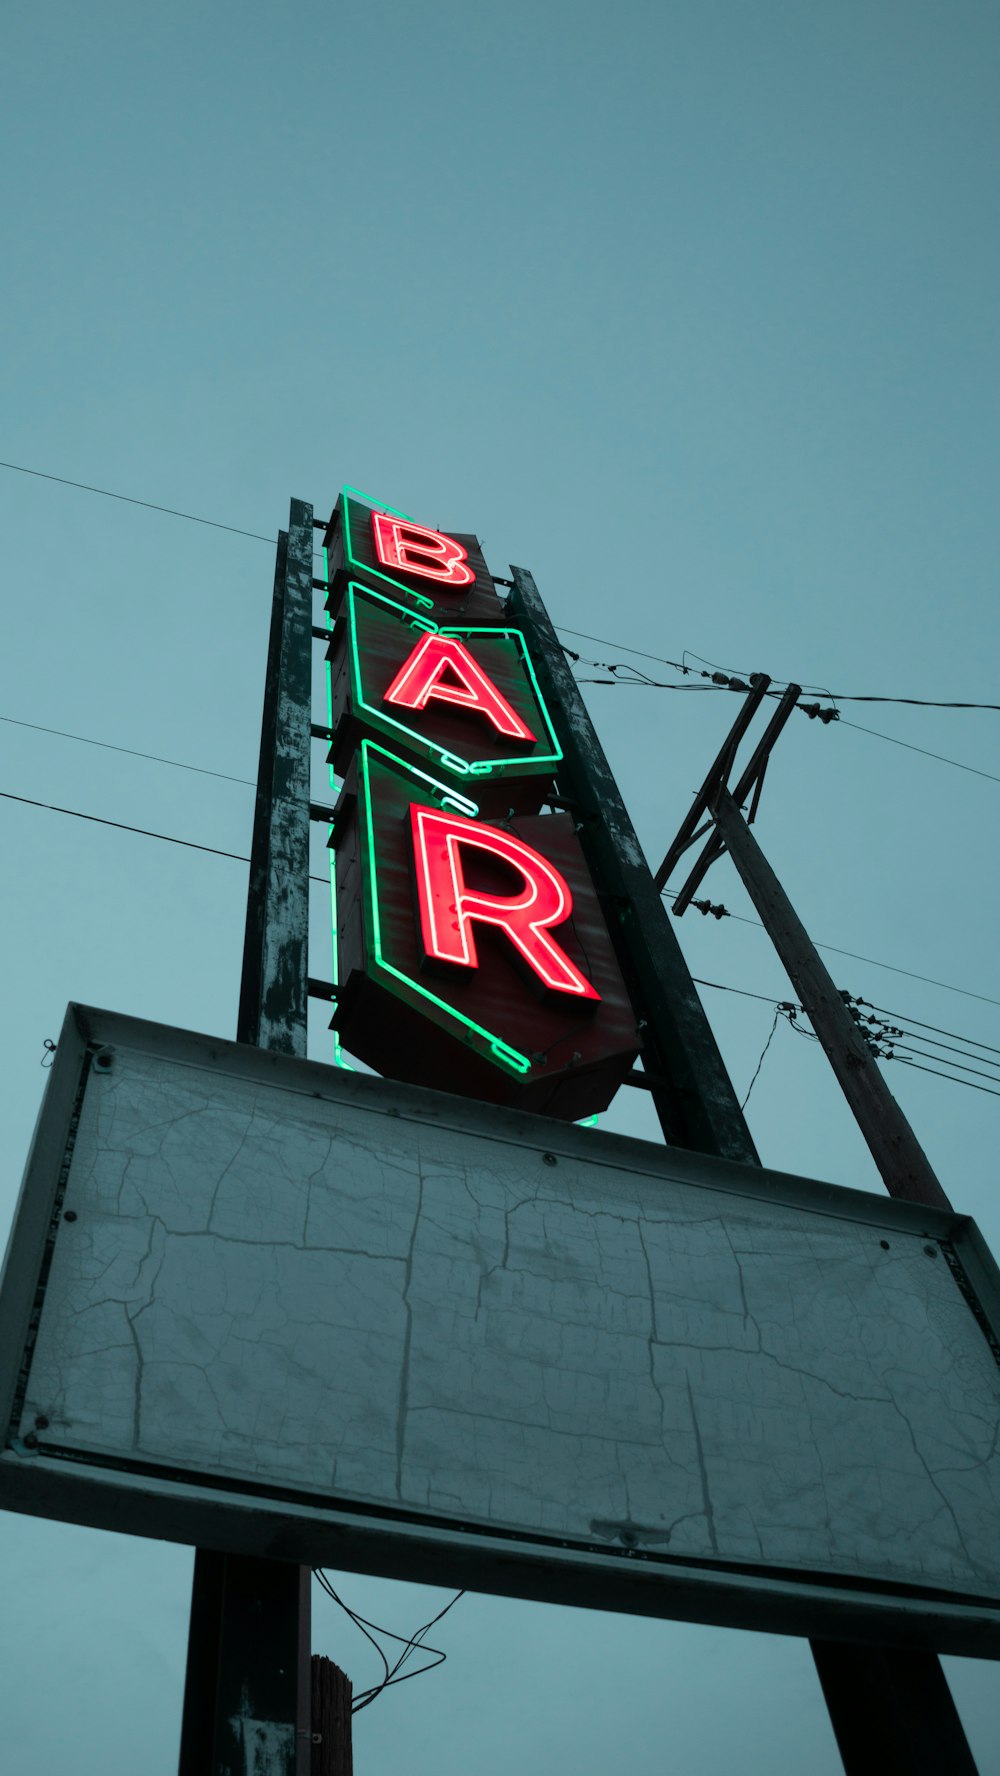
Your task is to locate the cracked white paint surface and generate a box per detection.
[21,1050,1000,1597]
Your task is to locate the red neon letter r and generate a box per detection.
[371,513,475,589]
[410,806,600,1000]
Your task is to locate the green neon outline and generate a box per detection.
[344,583,563,781]
[342,484,415,522]
[340,488,435,612]
[323,545,338,792]
[327,844,355,1071]
[355,739,532,1075]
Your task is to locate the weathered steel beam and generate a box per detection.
[181,499,316,1776]
[507,564,757,1164]
[238,499,314,1055]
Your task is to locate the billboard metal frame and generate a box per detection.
[3,1003,1000,1661]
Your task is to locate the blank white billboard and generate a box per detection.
[2,1005,1000,1654]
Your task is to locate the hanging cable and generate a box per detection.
[0,712,256,786]
[313,1570,464,1715]
[740,1006,782,1109]
[667,887,1000,1010]
[0,458,279,545]
[0,786,335,885]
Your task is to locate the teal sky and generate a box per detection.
[2,2,999,1769]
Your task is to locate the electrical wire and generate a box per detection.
[0,789,255,863]
[0,787,335,885]
[9,774,995,1104]
[3,449,998,1011]
[0,458,279,546]
[313,1569,464,1715]
[2,781,996,1016]
[740,1006,782,1109]
[892,1058,1000,1101]
[700,977,1000,1104]
[3,454,997,714]
[832,719,1000,787]
[665,887,1000,1010]
[859,1001,1000,1059]
[0,712,256,786]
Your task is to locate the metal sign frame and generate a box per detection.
[4,1003,1000,1661]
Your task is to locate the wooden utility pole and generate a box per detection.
[655,681,978,1776]
[711,789,949,1211]
[311,1658,353,1776]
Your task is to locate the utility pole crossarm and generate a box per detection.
[664,682,803,913]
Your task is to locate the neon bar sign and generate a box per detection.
[324,487,638,1117]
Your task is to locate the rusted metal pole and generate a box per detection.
[507,565,757,1164]
[179,499,315,1776]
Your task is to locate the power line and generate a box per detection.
[740,1005,782,1110]
[7,781,996,1103]
[313,1569,463,1715]
[667,888,1000,1010]
[0,789,255,864]
[837,718,1000,787]
[0,712,256,787]
[2,780,996,1015]
[668,647,1000,713]
[0,787,332,886]
[859,1000,1000,1059]
[892,1057,1000,1101]
[698,977,1000,1105]
[0,458,279,546]
[3,454,997,715]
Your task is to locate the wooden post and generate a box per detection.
[675,787,975,1770]
[311,1658,353,1776]
[712,789,950,1212]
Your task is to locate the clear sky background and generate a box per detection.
[2,1,999,1769]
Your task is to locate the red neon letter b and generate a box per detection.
[410,806,600,1000]
[371,513,475,589]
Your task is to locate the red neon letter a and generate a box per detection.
[410,806,600,1000]
[385,634,536,741]
[371,513,475,588]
